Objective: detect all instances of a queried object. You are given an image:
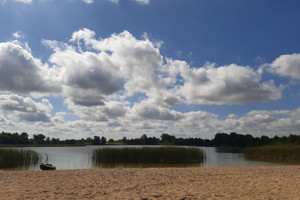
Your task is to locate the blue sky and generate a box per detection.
[0,0,300,139]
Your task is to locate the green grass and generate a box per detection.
[244,145,300,164]
[92,147,205,165]
[0,149,41,169]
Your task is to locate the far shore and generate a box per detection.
[0,144,86,147]
[1,166,300,199]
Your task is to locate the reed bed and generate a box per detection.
[244,145,300,164]
[0,149,41,169]
[92,147,204,165]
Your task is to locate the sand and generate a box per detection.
[0,166,300,200]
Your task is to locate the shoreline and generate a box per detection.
[1,166,300,199]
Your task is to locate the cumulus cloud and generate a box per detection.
[269,53,300,79]
[1,28,297,139]
[93,30,165,97]
[82,0,149,5]
[0,94,52,122]
[82,0,93,4]
[133,102,183,121]
[109,0,119,4]
[65,99,129,121]
[1,0,31,3]
[14,0,32,3]
[44,28,284,107]
[12,31,23,39]
[167,60,283,105]
[220,109,300,137]
[45,29,166,107]
[133,0,150,5]
[48,47,122,106]
[0,42,61,97]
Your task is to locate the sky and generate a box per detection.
[0,0,300,140]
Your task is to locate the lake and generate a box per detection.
[3,145,284,170]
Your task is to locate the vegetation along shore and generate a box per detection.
[0,149,41,169]
[2,131,300,165]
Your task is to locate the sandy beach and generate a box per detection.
[0,166,300,200]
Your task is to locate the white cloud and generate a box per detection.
[132,0,150,5]
[94,30,165,97]
[173,111,220,138]
[42,29,284,107]
[3,0,150,5]
[12,31,23,39]
[0,94,52,122]
[168,60,283,105]
[52,29,167,106]
[65,99,129,121]
[1,28,298,139]
[14,0,32,3]
[0,42,61,97]
[132,102,183,121]
[82,0,93,4]
[109,0,119,4]
[47,45,123,106]
[269,53,300,79]
[108,0,150,5]
[220,109,300,137]
[69,28,97,49]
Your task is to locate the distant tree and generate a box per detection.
[51,138,60,144]
[122,136,127,144]
[108,139,115,143]
[288,134,298,144]
[0,132,12,144]
[65,139,76,144]
[260,135,270,145]
[160,133,176,144]
[45,137,51,144]
[33,134,46,144]
[140,134,148,145]
[86,137,93,144]
[79,138,85,144]
[145,137,159,145]
[20,132,30,144]
[93,136,101,145]
[11,132,20,144]
[100,137,106,145]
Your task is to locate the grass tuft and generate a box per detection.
[92,147,204,165]
[244,145,300,164]
[0,149,41,169]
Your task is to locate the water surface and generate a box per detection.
[3,146,285,170]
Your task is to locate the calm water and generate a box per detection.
[3,145,284,170]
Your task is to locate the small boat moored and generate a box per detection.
[40,163,56,170]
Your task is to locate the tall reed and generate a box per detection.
[0,149,41,168]
[92,147,204,165]
[244,145,300,164]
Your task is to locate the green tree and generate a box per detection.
[100,137,106,145]
[140,134,148,145]
[51,138,60,144]
[93,136,100,145]
[33,134,46,144]
[20,132,30,144]
[160,133,176,144]
[86,137,93,144]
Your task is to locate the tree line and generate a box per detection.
[1,131,300,147]
[109,132,300,147]
[0,132,107,145]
